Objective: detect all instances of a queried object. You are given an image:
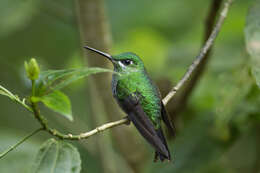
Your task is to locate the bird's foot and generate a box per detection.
[124,116,131,125]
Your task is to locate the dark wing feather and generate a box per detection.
[161,102,175,136]
[155,128,171,161]
[121,94,169,158]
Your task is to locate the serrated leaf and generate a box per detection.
[245,0,260,88]
[36,67,115,96]
[35,90,72,121]
[32,138,81,173]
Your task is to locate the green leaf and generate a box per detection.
[245,0,260,88]
[34,90,72,121]
[0,84,31,111]
[36,67,115,96]
[32,138,81,173]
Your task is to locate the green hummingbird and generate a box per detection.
[84,46,174,162]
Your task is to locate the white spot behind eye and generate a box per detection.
[118,61,126,68]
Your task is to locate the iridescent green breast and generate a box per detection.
[112,70,162,128]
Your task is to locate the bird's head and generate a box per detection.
[84,46,145,73]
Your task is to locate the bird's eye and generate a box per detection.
[121,59,133,66]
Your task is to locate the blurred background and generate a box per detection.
[0,0,259,172]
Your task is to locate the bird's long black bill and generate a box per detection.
[84,46,113,61]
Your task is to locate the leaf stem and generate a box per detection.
[0,128,43,160]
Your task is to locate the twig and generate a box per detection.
[0,84,32,112]
[0,128,42,159]
[163,0,233,105]
[31,101,129,140]
[31,0,233,141]
[65,118,129,140]
[167,0,223,117]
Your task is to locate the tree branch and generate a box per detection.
[163,0,233,105]
[31,100,130,140]
[31,0,233,141]
[165,0,223,119]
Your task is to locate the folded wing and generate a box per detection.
[120,94,170,160]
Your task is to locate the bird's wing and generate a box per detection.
[161,102,175,136]
[120,93,169,157]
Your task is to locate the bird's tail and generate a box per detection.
[154,128,171,162]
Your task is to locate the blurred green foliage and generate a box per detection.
[0,0,260,173]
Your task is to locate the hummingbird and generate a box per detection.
[84,46,175,162]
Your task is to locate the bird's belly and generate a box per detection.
[113,82,161,123]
